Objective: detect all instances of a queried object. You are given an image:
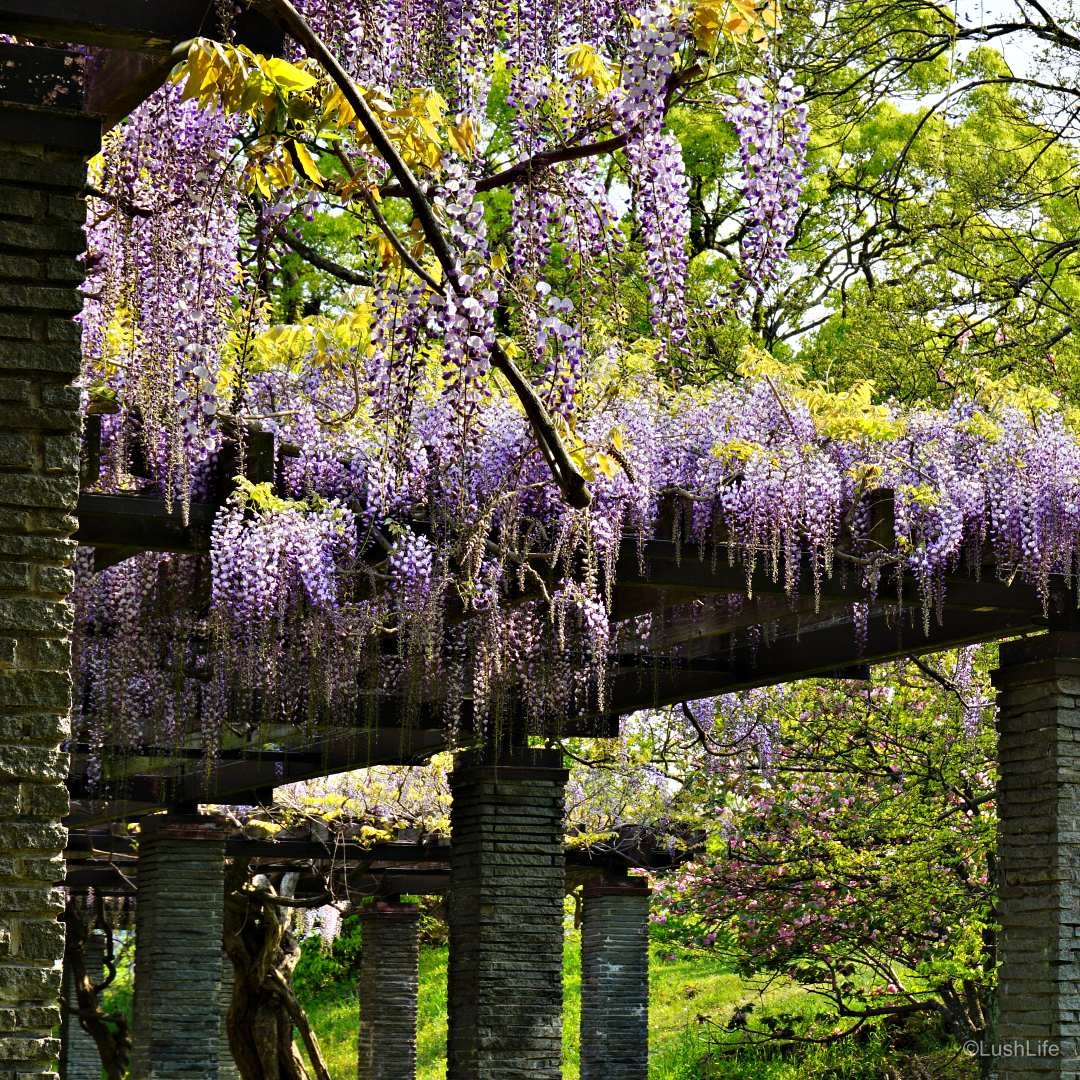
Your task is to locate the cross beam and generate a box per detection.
[0,1,248,52]
[0,5,283,127]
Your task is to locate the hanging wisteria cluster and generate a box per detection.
[75,0,1035,771]
[74,343,1080,765]
[725,65,810,301]
[81,86,243,509]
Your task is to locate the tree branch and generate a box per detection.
[277,228,372,287]
[382,133,629,199]
[253,0,592,508]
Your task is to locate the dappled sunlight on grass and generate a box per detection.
[299,935,976,1078]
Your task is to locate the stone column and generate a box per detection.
[992,632,1080,1076]
[357,900,421,1080]
[448,747,568,1080]
[580,878,650,1080]
[218,953,240,1080]
[60,930,105,1080]
[0,109,98,1076]
[132,815,226,1079]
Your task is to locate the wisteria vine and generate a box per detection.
[70,0,1016,776]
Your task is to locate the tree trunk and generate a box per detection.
[223,862,332,1080]
[62,900,131,1080]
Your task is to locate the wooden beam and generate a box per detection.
[64,741,324,763]
[0,45,82,109]
[65,832,454,863]
[0,1,220,52]
[65,723,451,826]
[82,48,174,127]
[0,7,284,126]
[616,538,1045,615]
[0,101,100,152]
[75,493,215,558]
[607,602,1043,714]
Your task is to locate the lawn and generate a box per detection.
[103,930,975,1078]
[299,934,973,1079]
[303,934,747,1080]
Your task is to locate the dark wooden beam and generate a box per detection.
[82,48,175,127]
[75,493,215,558]
[0,101,100,152]
[615,538,1045,616]
[607,602,1043,714]
[65,832,454,863]
[65,723,451,826]
[0,45,82,110]
[0,7,283,126]
[65,741,324,763]
[0,1,219,52]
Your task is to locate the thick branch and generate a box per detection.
[62,903,130,1080]
[253,0,592,508]
[269,969,333,1080]
[382,132,628,199]
[277,229,372,287]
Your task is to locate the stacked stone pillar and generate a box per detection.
[448,747,568,1080]
[580,876,651,1080]
[218,953,240,1080]
[0,107,97,1075]
[132,815,226,1079]
[357,900,421,1080]
[992,632,1080,1076]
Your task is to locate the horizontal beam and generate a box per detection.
[616,538,1046,616]
[0,1,220,52]
[1,9,281,125]
[61,862,453,897]
[66,723,451,826]
[63,829,681,898]
[65,742,325,764]
[0,101,100,152]
[75,493,216,559]
[76,499,1047,623]
[66,832,452,863]
[0,45,82,110]
[608,602,1042,714]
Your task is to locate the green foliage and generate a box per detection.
[292,913,364,999]
[296,933,974,1078]
[655,655,997,1047]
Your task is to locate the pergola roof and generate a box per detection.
[64,481,1049,826]
[0,4,1053,827]
[0,2,281,130]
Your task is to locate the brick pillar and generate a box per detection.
[60,930,105,1080]
[448,747,568,1080]
[580,879,650,1080]
[0,109,98,1076]
[992,632,1080,1076]
[218,953,240,1080]
[132,816,226,1079]
[357,901,421,1080]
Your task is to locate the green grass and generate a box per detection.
[106,930,973,1078]
[301,934,974,1080]
[302,945,449,1079]
[308,935,750,1079]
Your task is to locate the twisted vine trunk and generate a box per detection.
[223,862,332,1080]
[61,901,130,1080]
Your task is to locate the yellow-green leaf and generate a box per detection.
[262,56,318,92]
[292,141,323,186]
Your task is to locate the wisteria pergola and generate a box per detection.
[0,4,1075,1080]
